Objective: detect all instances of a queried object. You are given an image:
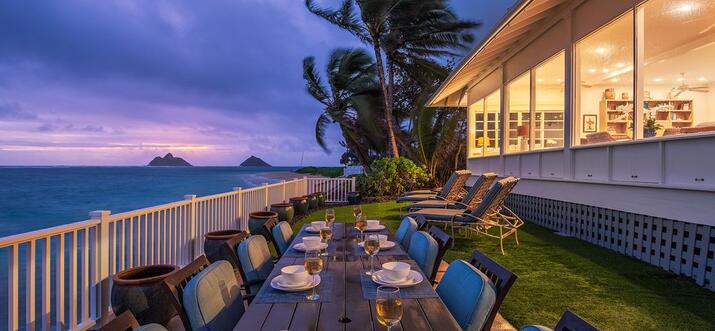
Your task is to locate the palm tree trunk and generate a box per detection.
[371,43,400,158]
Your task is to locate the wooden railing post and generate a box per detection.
[281,180,287,202]
[263,183,269,211]
[233,187,242,230]
[90,210,111,327]
[183,195,197,260]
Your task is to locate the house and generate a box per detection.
[429,0,715,290]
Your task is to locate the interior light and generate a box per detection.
[602,68,610,73]
[536,78,544,83]
[677,3,695,14]
[610,78,619,83]
[594,47,608,55]
[654,77,663,82]
[698,77,707,82]
[588,68,597,73]
[677,77,685,82]
[556,78,562,83]
[615,63,625,68]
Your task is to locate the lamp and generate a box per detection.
[517,124,529,151]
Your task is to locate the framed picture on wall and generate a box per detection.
[583,114,597,133]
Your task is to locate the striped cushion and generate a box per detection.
[182,261,245,331]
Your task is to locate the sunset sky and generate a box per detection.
[0,0,515,166]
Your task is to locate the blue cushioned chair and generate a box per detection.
[436,260,497,331]
[271,221,295,256]
[395,216,418,250]
[519,310,599,331]
[407,231,439,278]
[236,235,274,295]
[100,311,169,331]
[182,260,245,331]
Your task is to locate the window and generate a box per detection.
[468,89,500,158]
[576,12,634,145]
[639,0,715,139]
[507,73,531,153]
[534,52,565,150]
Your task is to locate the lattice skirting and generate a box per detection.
[506,193,715,291]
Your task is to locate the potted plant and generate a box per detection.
[643,116,662,138]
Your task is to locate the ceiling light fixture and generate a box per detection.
[588,68,597,73]
[677,77,685,82]
[615,63,625,68]
[602,68,610,73]
[536,78,544,83]
[594,47,608,55]
[654,77,663,82]
[611,78,619,83]
[698,77,707,81]
[677,3,695,14]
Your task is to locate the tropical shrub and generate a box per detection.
[357,157,430,197]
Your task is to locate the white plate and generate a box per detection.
[292,242,328,252]
[359,224,386,232]
[371,270,423,288]
[358,241,396,250]
[271,275,321,292]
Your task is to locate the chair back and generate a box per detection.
[468,177,519,220]
[100,311,139,331]
[468,250,517,331]
[162,255,213,330]
[426,226,453,283]
[236,235,274,285]
[412,214,429,231]
[434,171,459,199]
[435,260,498,331]
[407,231,439,280]
[394,216,418,251]
[271,221,294,256]
[182,261,244,331]
[461,173,498,210]
[443,170,472,201]
[554,310,599,331]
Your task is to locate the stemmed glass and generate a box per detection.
[304,249,324,301]
[376,286,402,331]
[319,225,333,257]
[355,213,367,242]
[325,208,336,227]
[364,234,380,275]
[352,204,362,218]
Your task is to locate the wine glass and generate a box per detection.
[325,208,336,227]
[319,226,333,257]
[304,249,324,301]
[376,286,402,330]
[355,213,367,242]
[352,204,362,218]
[364,234,380,275]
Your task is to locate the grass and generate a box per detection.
[294,166,344,178]
[293,201,715,331]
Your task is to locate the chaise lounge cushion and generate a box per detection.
[407,208,466,221]
[182,261,245,331]
[436,260,497,331]
[397,193,438,202]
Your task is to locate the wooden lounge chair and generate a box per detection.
[469,250,518,331]
[520,310,599,331]
[396,170,471,202]
[405,173,497,212]
[408,177,524,254]
[100,311,168,331]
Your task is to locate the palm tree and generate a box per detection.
[305,0,478,158]
[302,48,383,168]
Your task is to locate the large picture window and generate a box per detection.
[507,73,531,153]
[576,12,634,145]
[638,0,715,139]
[468,89,501,158]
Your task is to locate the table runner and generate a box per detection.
[359,260,439,300]
[353,240,406,256]
[253,258,335,304]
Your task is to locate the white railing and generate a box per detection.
[0,176,353,331]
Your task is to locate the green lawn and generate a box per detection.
[293,201,715,331]
[294,166,344,178]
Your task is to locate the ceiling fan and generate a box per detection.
[668,73,709,98]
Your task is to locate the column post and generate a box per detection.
[89,210,111,327]
[183,195,197,259]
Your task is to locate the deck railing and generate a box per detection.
[0,176,355,331]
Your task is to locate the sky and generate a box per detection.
[0,0,516,166]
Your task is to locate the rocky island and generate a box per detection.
[240,155,271,167]
[147,153,192,166]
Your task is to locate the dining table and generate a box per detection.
[233,222,462,331]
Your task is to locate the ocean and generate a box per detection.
[0,166,299,238]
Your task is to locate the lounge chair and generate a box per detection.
[405,173,497,212]
[520,310,599,331]
[100,311,168,331]
[399,170,459,196]
[162,256,246,331]
[408,177,523,254]
[396,170,471,202]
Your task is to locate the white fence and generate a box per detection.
[0,176,354,331]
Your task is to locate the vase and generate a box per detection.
[204,230,245,272]
[307,193,319,210]
[248,211,278,240]
[290,196,309,215]
[111,265,180,326]
[270,203,295,224]
[347,191,361,205]
[315,192,326,207]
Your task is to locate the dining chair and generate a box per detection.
[100,311,168,331]
[426,226,453,284]
[394,216,418,250]
[407,231,439,280]
[270,221,295,256]
[435,260,498,331]
[520,310,599,331]
[468,250,517,331]
[163,256,245,331]
[236,234,274,297]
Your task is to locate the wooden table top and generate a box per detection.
[233,223,461,331]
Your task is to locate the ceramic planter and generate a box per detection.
[248,211,278,240]
[307,194,319,210]
[270,203,294,224]
[347,191,361,205]
[289,196,309,215]
[111,264,180,326]
[315,192,326,207]
[204,229,244,271]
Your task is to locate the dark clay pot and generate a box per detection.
[315,192,326,207]
[204,230,244,271]
[270,203,294,224]
[347,191,361,205]
[289,196,309,215]
[307,194,319,210]
[248,211,278,240]
[111,264,180,326]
